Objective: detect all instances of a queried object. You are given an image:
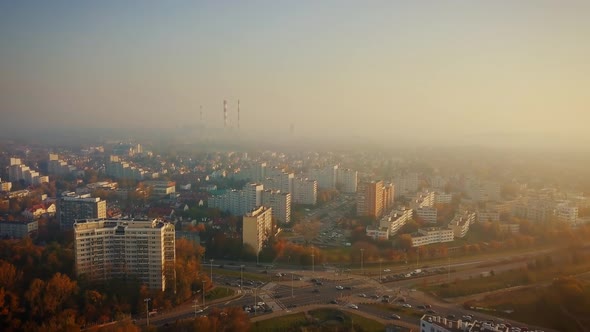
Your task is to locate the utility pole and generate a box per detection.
[144,298,151,326]
[202,280,206,308]
[210,259,214,283]
[291,273,294,298]
[379,258,382,283]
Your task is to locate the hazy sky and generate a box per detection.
[1,1,589,145]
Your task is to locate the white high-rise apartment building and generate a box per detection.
[242,206,273,254]
[73,219,175,291]
[337,168,358,193]
[310,165,338,190]
[244,183,264,212]
[261,190,291,224]
[293,178,317,205]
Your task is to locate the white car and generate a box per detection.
[346,304,359,309]
[402,303,412,308]
[383,269,391,272]
[336,285,344,290]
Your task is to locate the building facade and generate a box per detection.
[73,219,175,291]
[293,178,317,205]
[242,206,273,254]
[59,193,107,230]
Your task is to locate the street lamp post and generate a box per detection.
[291,273,294,298]
[240,265,244,289]
[254,287,258,315]
[209,259,214,283]
[311,248,315,277]
[144,298,151,326]
[202,280,206,308]
[379,258,382,283]
[360,248,365,275]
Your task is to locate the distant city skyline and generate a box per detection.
[1,1,589,147]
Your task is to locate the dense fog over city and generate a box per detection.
[2,2,590,332]
[1,1,590,149]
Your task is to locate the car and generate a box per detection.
[335,285,344,290]
[391,314,401,320]
[312,288,320,293]
[417,305,426,310]
[426,309,437,314]
[425,304,432,309]
[357,293,367,298]
[382,295,390,299]
[383,269,391,272]
[370,295,380,299]
[381,298,390,303]
[447,314,456,319]
[315,281,323,286]
[346,304,359,309]
[402,303,412,308]
[286,304,297,308]
[329,300,338,304]
[344,286,352,290]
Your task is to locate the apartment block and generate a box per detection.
[0,220,38,238]
[74,218,175,291]
[411,227,454,247]
[357,181,387,219]
[293,178,317,205]
[337,168,358,193]
[242,206,273,254]
[261,190,291,224]
[416,207,437,223]
[59,192,107,230]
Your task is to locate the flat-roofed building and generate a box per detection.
[0,220,38,238]
[59,193,107,230]
[74,218,175,291]
[242,206,272,254]
[411,227,454,247]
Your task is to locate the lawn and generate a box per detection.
[212,268,270,282]
[365,303,424,318]
[309,309,385,332]
[206,286,235,301]
[425,258,590,298]
[250,313,306,332]
[252,309,385,332]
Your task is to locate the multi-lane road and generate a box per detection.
[139,248,561,331]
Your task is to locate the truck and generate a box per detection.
[413,269,422,275]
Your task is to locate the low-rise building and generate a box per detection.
[379,208,413,236]
[366,225,389,241]
[477,211,500,222]
[499,223,520,234]
[416,207,437,223]
[411,227,454,247]
[448,211,476,238]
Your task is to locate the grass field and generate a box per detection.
[251,309,385,332]
[206,286,234,301]
[212,268,270,282]
[425,257,590,298]
[250,313,306,331]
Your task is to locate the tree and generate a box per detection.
[397,234,413,251]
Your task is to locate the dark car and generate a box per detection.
[329,300,338,304]
[344,286,353,290]
[312,288,320,293]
